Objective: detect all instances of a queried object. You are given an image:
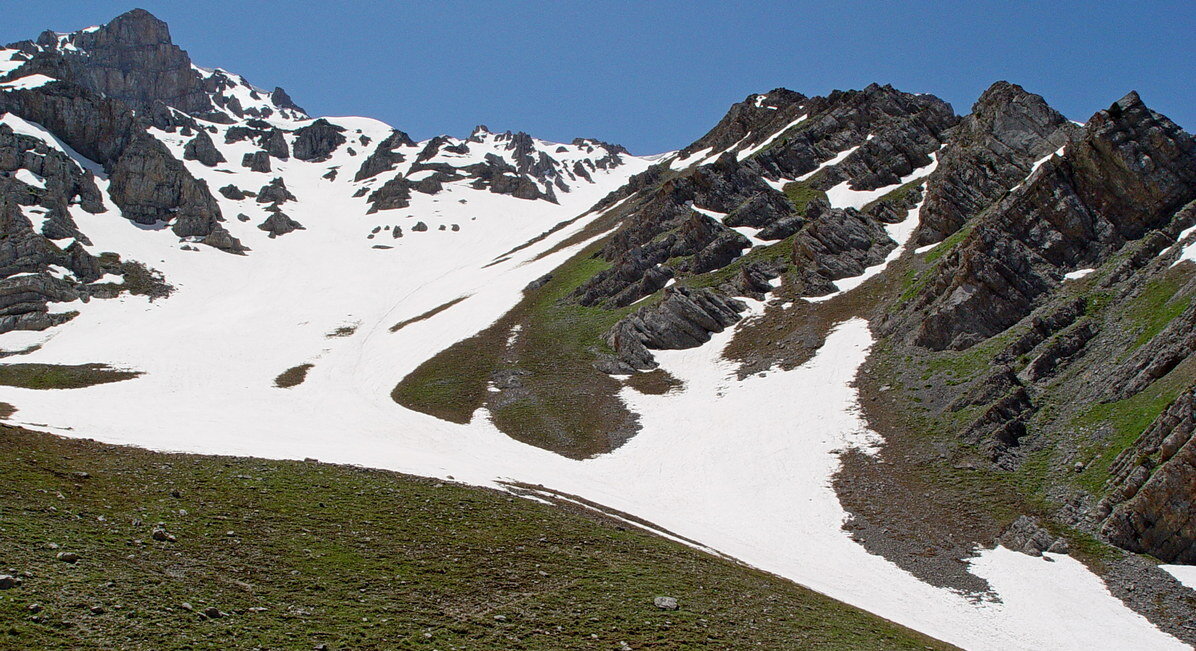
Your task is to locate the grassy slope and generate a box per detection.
[0,364,141,390]
[0,425,951,650]
[393,238,662,458]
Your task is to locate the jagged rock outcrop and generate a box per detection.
[0,69,238,252]
[789,206,896,296]
[182,129,225,167]
[996,516,1070,556]
[292,118,345,162]
[242,150,271,173]
[1097,389,1196,563]
[604,286,747,371]
[366,176,413,213]
[355,129,415,181]
[35,9,214,115]
[914,81,1080,246]
[218,183,245,200]
[106,133,227,240]
[898,92,1196,350]
[262,128,289,160]
[255,177,296,204]
[257,208,304,238]
[677,88,808,159]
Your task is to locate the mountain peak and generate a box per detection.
[104,8,172,45]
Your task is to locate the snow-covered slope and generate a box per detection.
[0,10,1191,651]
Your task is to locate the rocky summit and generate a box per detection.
[0,8,1194,651]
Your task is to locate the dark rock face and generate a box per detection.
[107,133,226,240]
[269,86,305,114]
[218,184,245,200]
[257,208,304,238]
[0,72,237,252]
[789,207,896,296]
[678,88,807,159]
[1098,390,1196,563]
[241,151,271,173]
[182,130,225,167]
[255,177,296,204]
[262,128,289,160]
[366,176,412,213]
[572,84,957,316]
[996,516,1070,556]
[605,286,748,371]
[292,119,346,162]
[899,92,1196,350]
[915,81,1080,245]
[354,129,415,181]
[38,9,214,116]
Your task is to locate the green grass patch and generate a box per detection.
[0,425,953,650]
[924,330,1014,382]
[1071,360,1194,494]
[923,221,976,264]
[273,363,314,389]
[1124,277,1191,350]
[0,363,141,390]
[395,241,664,455]
[782,180,827,215]
[624,369,683,395]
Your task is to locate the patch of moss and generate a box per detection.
[923,221,976,264]
[1124,277,1191,350]
[783,180,827,215]
[1072,360,1194,495]
[0,363,141,390]
[624,369,683,395]
[273,363,314,388]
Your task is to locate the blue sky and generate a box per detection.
[6,1,1193,154]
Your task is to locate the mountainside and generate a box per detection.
[1,9,1194,650]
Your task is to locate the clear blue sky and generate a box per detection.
[6,1,1193,154]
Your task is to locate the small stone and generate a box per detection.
[90,605,105,615]
[0,575,15,589]
[1073,461,1085,472]
[654,596,679,610]
[56,551,80,564]
[203,606,222,619]
[493,615,507,622]
[152,527,177,543]
[170,489,182,498]
[27,603,41,614]
[72,471,91,479]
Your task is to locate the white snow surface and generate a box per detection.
[0,74,58,91]
[1065,268,1095,280]
[736,114,807,160]
[0,98,1183,649]
[825,148,941,210]
[1170,224,1196,267]
[1161,565,1196,591]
